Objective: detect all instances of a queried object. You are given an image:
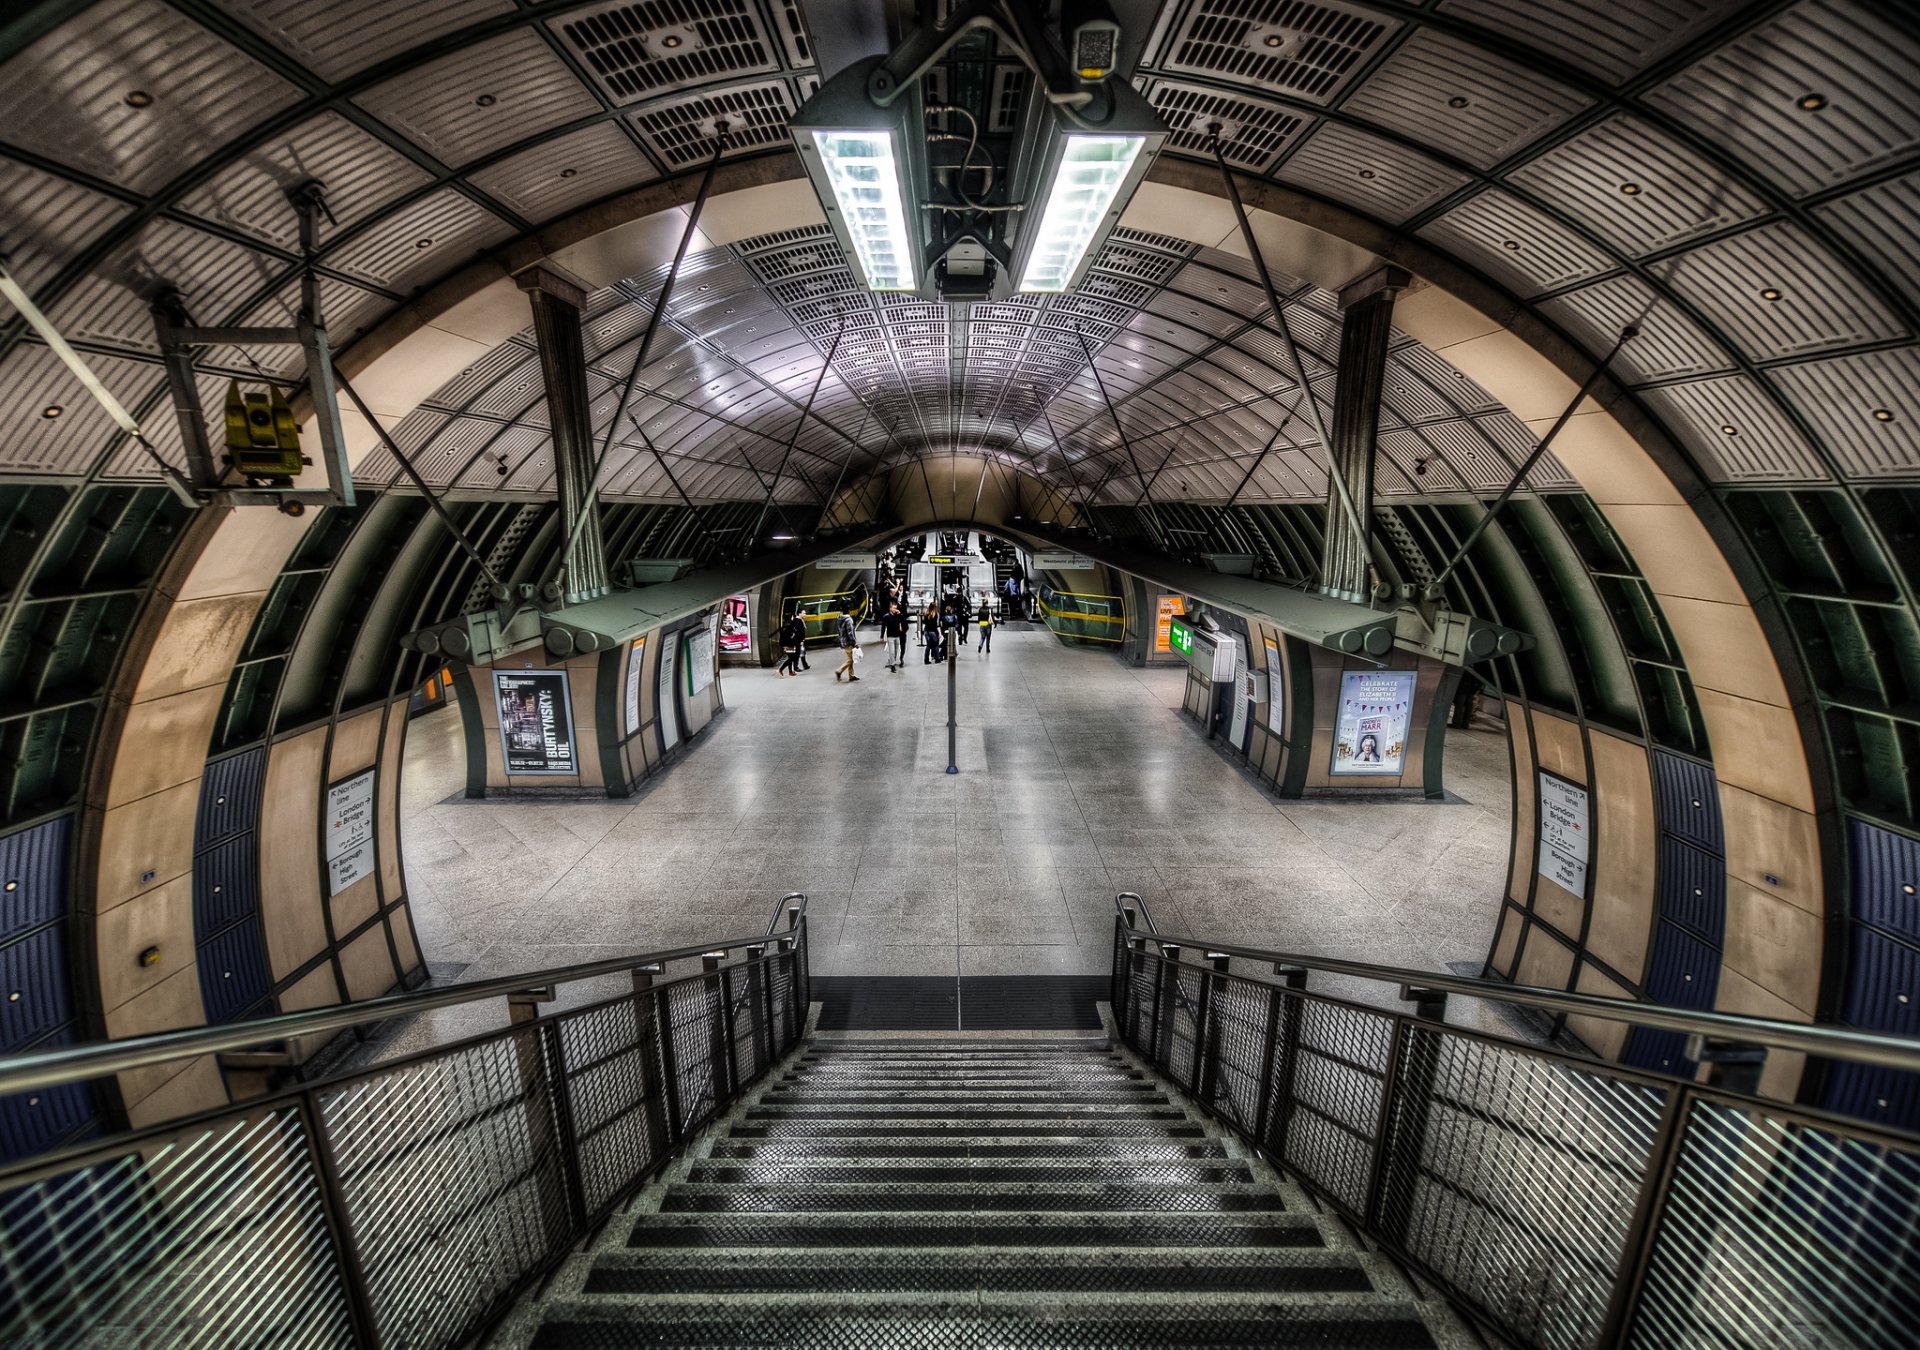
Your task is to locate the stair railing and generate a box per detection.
[1109,900,1920,1350]
[0,892,811,1350]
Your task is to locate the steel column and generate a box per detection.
[1320,266,1409,601]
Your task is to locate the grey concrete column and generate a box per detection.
[1319,265,1409,602]
[519,267,610,603]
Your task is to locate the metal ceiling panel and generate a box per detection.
[1168,261,1274,318]
[356,29,602,169]
[1645,0,1920,198]
[1154,0,1396,104]
[1767,347,1920,479]
[1141,289,1243,340]
[421,340,535,412]
[1418,189,1616,298]
[1380,360,1458,423]
[1339,27,1591,170]
[48,219,278,354]
[1277,121,1471,226]
[213,0,515,83]
[1398,344,1499,413]
[1504,113,1768,258]
[0,345,156,475]
[548,0,783,106]
[323,188,516,295]
[1539,275,1734,385]
[1434,0,1743,86]
[1657,221,1908,362]
[1389,420,1510,490]
[470,364,547,421]
[0,0,301,195]
[0,156,135,301]
[1142,80,1306,174]
[177,112,436,252]
[628,80,796,169]
[467,122,659,223]
[1815,171,1920,314]
[1637,375,1828,482]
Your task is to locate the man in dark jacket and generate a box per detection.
[834,611,860,682]
[881,604,909,671]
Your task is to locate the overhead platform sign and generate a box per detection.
[1032,551,1094,570]
[816,552,876,570]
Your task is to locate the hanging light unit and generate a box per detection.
[790,57,929,293]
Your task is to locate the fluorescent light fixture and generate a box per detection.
[1018,135,1146,292]
[790,58,928,294]
[812,130,917,290]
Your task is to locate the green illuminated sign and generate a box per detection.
[1167,616,1194,655]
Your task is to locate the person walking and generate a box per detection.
[776,608,805,677]
[921,603,941,665]
[977,597,994,654]
[833,609,861,682]
[882,604,908,671]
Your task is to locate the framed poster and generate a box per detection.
[325,768,376,896]
[687,616,717,695]
[624,636,646,737]
[1330,669,1416,776]
[718,595,751,654]
[657,638,680,752]
[1537,770,1590,896]
[1263,638,1285,734]
[494,671,576,775]
[1155,595,1184,653]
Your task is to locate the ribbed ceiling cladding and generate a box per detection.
[1503,114,1769,259]
[0,343,152,474]
[1152,0,1395,102]
[0,0,302,194]
[1338,27,1592,170]
[1143,79,1305,172]
[1657,220,1908,362]
[1418,189,1617,298]
[322,188,516,294]
[1815,171,1920,312]
[1433,0,1744,85]
[1540,275,1734,385]
[467,122,659,222]
[1767,348,1920,479]
[0,158,136,299]
[628,81,794,167]
[1277,121,1472,225]
[213,0,514,83]
[1644,0,1920,199]
[218,273,390,379]
[46,218,269,354]
[550,0,784,105]
[355,29,603,169]
[1637,376,1829,482]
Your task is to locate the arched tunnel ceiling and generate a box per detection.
[0,0,1916,509]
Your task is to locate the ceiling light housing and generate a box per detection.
[790,57,930,294]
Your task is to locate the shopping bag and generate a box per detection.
[852,646,863,663]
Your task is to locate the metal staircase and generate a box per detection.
[503,1034,1461,1348]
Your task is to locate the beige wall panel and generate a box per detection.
[1718,785,1822,917]
[1584,732,1656,984]
[1390,282,1503,350]
[1566,964,1634,1060]
[390,907,423,977]
[329,708,384,776]
[175,508,308,603]
[1310,654,1341,730]
[106,964,211,1105]
[1529,710,1585,782]
[1715,967,1808,1101]
[1539,412,1684,507]
[339,923,396,1003]
[1533,880,1585,937]
[104,683,226,809]
[347,324,493,422]
[1660,597,1790,707]
[278,962,343,1064]
[1601,506,1748,607]
[125,1056,226,1128]
[1724,878,1823,1017]
[1506,705,1536,907]
[1515,926,1576,992]
[1424,329,1587,422]
[1694,689,1817,814]
[1489,906,1523,978]
[132,593,262,703]
[378,702,408,899]
[260,728,330,978]
[688,178,824,246]
[97,778,199,911]
[1302,727,1336,788]
[95,873,193,1012]
[329,873,380,936]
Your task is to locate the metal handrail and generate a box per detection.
[1115,903,1920,1074]
[769,890,807,935]
[1114,891,1158,935]
[0,896,810,1098]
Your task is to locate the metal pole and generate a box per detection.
[751,321,843,546]
[946,626,958,774]
[1074,323,1168,548]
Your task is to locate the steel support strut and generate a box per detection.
[1074,323,1168,548]
[752,321,844,546]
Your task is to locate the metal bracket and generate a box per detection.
[867,0,1097,115]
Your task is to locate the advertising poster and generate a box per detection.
[1330,669,1416,776]
[494,671,575,775]
[1155,595,1184,653]
[719,595,751,654]
[688,617,717,696]
[1537,771,1591,896]
[1264,638,1285,734]
[657,639,680,752]
[624,636,646,737]
[325,769,376,896]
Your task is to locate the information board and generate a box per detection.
[1032,551,1094,570]
[657,639,680,752]
[817,551,876,570]
[1155,595,1184,653]
[1330,669,1415,777]
[325,768,376,896]
[1263,638,1285,734]
[1167,615,1195,656]
[687,617,717,696]
[1537,771,1591,896]
[718,595,751,654]
[494,671,575,775]
[624,636,646,737]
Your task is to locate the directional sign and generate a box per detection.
[1537,771,1590,896]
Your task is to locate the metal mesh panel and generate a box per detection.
[1379,1031,1668,1350]
[557,996,665,1216]
[1202,976,1273,1133]
[1285,1000,1391,1215]
[663,975,723,1138]
[1632,1099,1920,1349]
[318,1031,573,1348]
[0,1105,352,1348]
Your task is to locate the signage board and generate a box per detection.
[1226,636,1248,747]
[624,637,646,736]
[325,769,377,896]
[816,551,876,570]
[1167,615,1195,656]
[719,595,750,654]
[1263,638,1285,734]
[1032,551,1094,570]
[1537,771,1590,896]
[494,671,576,775]
[1155,595,1185,654]
[687,617,717,695]
[657,638,680,751]
[1330,669,1415,777]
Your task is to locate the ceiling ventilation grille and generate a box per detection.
[774,0,813,69]
[629,80,794,166]
[553,1,779,104]
[989,66,1030,132]
[1144,80,1304,172]
[1158,0,1393,102]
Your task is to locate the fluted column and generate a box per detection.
[519,267,609,603]
[1319,265,1409,601]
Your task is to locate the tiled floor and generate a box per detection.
[400,626,1512,1029]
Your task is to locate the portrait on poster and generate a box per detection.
[1330,670,1415,776]
[494,671,575,774]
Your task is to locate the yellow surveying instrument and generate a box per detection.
[222,380,306,484]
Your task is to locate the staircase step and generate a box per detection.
[707,1140,1228,1161]
[623,1214,1319,1250]
[763,1090,1168,1104]
[728,1119,1207,1139]
[659,1183,1286,1213]
[745,1105,1188,1119]
[683,1162,1255,1184]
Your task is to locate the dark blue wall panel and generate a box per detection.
[0,1030,96,1165]
[1641,919,1720,1009]
[192,834,259,938]
[1657,837,1726,944]
[1820,1062,1920,1134]
[0,924,72,1054]
[1840,926,1920,1037]
[0,816,69,942]
[197,917,269,1023]
[196,747,264,850]
[1620,1027,1695,1078]
[1653,752,1723,852]
[1851,818,1920,946]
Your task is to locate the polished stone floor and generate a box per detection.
[400,625,1512,1025]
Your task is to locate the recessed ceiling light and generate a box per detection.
[1872,408,1894,422]
[40,405,62,419]
[476,94,497,108]
[124,90,153,108]
[1358,168,1376,179]
[1798,93,1828,112]
[1447,96,1470,109]
[1264,34,1282,47]
[1721,424,1738,435]
[415,237,433,248]
[560,168,577,178]
[662,34,682,48]
[1620,182,1641,195]
[1502,240,1520,250]
[1759,288,1782,301]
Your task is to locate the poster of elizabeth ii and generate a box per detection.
[1331,670,1417,776]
